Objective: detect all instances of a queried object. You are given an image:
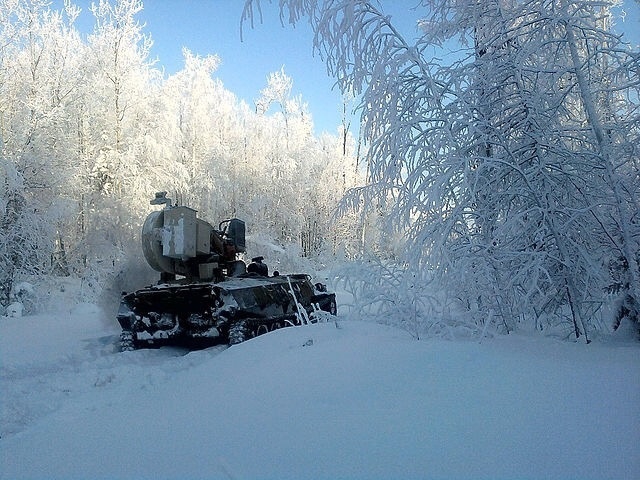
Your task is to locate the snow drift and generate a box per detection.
[1,304,639,479]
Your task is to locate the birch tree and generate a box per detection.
[161,48,226,211]
[0,0,85,306]
[243,0,640,338]
[81,0,158,267]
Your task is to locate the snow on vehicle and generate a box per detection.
[117,192,337,350]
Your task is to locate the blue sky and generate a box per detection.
[61,0,640,136]
[141,0,345,133]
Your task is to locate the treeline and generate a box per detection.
[0,0,365,309]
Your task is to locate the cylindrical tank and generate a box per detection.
[141,210,174,274]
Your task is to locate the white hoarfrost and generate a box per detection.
[1,291,639,479]
[5,302,23,318]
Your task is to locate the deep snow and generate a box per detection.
[1,303,639,479]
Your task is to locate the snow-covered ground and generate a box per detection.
[1,302,639,479]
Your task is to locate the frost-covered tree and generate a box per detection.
[0,0,85,306]
[0,163,41,306]
[161,48,229,212]
[256,67,293,115]
[80,0,160,267]
[0,0,165,303]
[243,0,640,339]
[0,0,364,312]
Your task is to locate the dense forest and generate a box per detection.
[2,0,640,342]
[0,0,368,313]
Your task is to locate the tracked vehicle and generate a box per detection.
[117,192,336,350]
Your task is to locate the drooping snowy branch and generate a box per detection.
[244,0,640,339]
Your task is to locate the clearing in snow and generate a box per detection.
[1,303,639,479]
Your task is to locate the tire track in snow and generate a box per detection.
[1,334,226,439]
